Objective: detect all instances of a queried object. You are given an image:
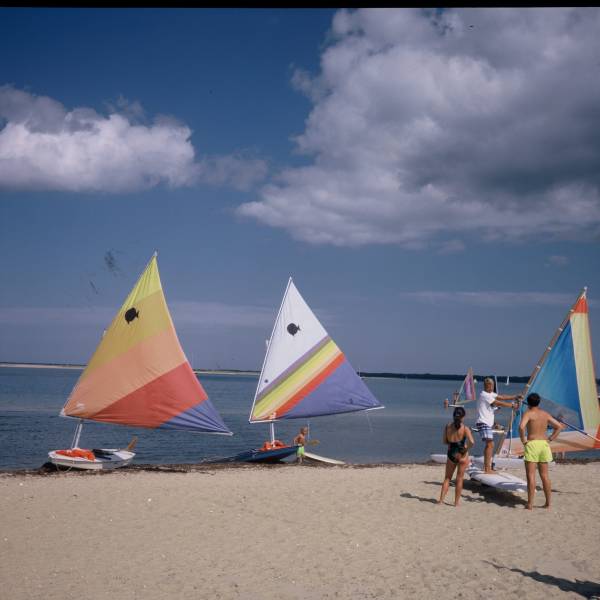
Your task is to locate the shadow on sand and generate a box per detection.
[399,492,439,505]
[484,561,600,599]
[421,480,528,508]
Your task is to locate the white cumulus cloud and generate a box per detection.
[239,8,600,247]
[0,85,267,193]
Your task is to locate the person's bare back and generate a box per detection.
[521,407,561,440]
[518,393,563,510]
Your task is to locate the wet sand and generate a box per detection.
[1,463,599,599]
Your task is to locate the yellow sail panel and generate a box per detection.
[570,311,600,433]
[79,256,170,380]
[120,255,163,309]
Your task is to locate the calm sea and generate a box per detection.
[0,367,594,470]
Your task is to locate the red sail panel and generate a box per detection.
[64,326,187,419]
[90,362,208,428]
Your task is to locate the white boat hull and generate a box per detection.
[48,449,135,471]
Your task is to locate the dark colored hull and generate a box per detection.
[205,445,299,464]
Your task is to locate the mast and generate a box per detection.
[71,420,84,449]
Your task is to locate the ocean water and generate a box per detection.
[0,367,594,470]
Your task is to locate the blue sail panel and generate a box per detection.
[280,359,381,420]
[160,399,232,434]
[510,320,582,439]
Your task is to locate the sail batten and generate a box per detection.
[60,255,231,435]
[249,278,381,423]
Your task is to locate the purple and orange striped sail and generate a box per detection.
[61,254,231,435]
[249,278,382,423]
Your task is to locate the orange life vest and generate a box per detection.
[259,440,288,451]
[56,448,96,461]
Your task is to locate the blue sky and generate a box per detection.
[1,8,599,375]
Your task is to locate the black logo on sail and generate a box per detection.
[124,307,139,324]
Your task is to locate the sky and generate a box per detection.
[1,7,599,376]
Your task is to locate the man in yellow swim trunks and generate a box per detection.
[519,393,563,510]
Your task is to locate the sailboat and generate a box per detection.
[445,367,476,408]
[48,253,232,470]
[241,277,383,463]
[463,288,599,493]
[498,287,600,459]
[434,367,519,468]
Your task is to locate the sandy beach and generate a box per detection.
[1,463,599,599]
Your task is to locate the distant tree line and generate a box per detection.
[2,362,599,385]
[357,371,531,383]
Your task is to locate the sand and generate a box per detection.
[1,463,599,599]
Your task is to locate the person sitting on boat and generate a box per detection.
[476,377,522,474]
[443,390,460,409]
[437,406,474,507]
[293,427,308,464]
[519,393,563,510]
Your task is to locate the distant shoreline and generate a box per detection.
[0,361,532,382]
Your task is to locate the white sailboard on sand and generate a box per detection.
[466,466,528,493]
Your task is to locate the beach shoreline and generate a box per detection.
[2,455,600,476]
[2,462,599,599]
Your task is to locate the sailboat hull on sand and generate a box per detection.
[204,446,298,464]
[48,449,134,470]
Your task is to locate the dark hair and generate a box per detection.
[527,393,541,407]
[452,406,466,429]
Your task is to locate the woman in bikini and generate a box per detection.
[437,406,474,507]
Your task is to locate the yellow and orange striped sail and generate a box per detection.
[61,254,231,434]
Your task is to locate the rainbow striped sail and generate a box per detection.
[61,254,231,435]
[500,289,600,456]
[249,278,381,423]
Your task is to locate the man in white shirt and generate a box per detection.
[477,377,521,473]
